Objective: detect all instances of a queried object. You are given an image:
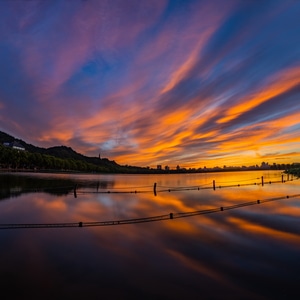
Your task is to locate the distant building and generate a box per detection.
[3,141,25,151]
[157,165,162,170]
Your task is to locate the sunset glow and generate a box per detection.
[1,0,300,168]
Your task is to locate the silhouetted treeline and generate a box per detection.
[0,131,156,173]
[0,130,297,174]
[0,143,126,173]
[285,165,300,177]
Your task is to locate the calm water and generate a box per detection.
[0,170,299,299]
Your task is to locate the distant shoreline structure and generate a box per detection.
[1,130,299,175]
[0,165,290,175]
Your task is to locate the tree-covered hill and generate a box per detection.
[0,130,149,173]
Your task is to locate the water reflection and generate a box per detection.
[0,171,299,299]
[0,173,115,200]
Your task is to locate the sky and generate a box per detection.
[0,0,300,169]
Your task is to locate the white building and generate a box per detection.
[3,141,25,151]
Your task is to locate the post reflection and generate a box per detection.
[0,171,299,299]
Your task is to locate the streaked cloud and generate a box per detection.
[0,0,299,168]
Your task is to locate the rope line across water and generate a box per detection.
[1,193,299,230]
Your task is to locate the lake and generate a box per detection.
[0,170,299,299]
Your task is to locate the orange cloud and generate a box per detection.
[218,66,300,124]
[161,34,212,95]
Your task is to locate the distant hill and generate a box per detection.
[0,130,124,171]
[0,130,158,173]
[0,131,45,153]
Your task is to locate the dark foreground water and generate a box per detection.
[0,171,299,299]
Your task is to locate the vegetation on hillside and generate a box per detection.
[1,131,297,174]
[0,131,152,173]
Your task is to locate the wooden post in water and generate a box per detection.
[261,176,264,186]
[153,182,157,196]
[213,180,216,190]
[282,175,284,183]
[74,184,77,198]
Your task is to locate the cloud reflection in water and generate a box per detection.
[0,172,299,299]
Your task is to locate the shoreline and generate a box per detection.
[0,167,287,175]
